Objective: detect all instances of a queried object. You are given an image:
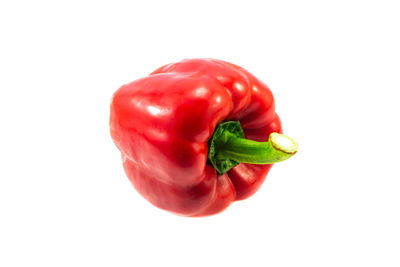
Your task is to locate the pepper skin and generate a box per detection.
[110,58,284,216]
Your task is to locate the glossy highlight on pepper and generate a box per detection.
[110,58,297,216]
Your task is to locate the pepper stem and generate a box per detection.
[217,131,298,164]
[207,121,298,175]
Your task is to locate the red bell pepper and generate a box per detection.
[110,58,297,216]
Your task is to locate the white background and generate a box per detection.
[1,0,399,266]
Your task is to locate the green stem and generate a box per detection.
[207,121,298,175]
[217,131,298,164]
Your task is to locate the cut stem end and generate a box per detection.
[270,133,298,154]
